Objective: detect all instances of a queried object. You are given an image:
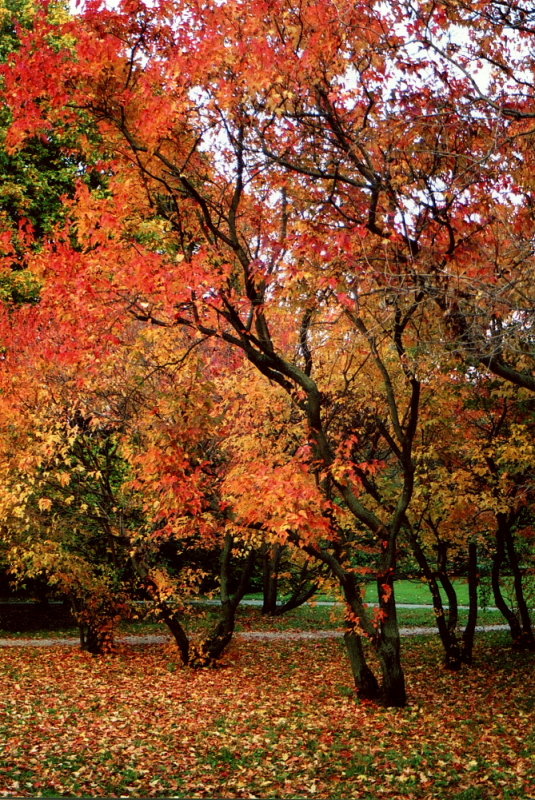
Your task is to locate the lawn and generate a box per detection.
[248,578,525,607]
[0,602,508,641]
[0,633,532,798]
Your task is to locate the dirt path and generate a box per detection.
[0,625,510,648]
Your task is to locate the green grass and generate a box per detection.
[246,579,493,607]
[0,602,509,640]
[232,604,506,632]
[247,577,533,608]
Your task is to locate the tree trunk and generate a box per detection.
[502,518,535,650]
[462,542,479,663]
[192,535,255,666]
[156,599,190,665]
[376,575,407,706]
[70,597,114,655]
[80,621,114,655]
[409,532,462,670]
[132,556,190,664]
[276,580,318,615]
[343,630,380,700]
[262,543,281,615]
[190,598,235,666]
[263,547,319,615]
[492,520,523,642]
[341,572,381,701]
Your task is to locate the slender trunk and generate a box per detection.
[262,543,281,615]
[156,599,190,664]
[193,536,255,666]
[503,519,535,649]
[276,580,318,615]
[264,554,320,616]
[191,597,235,666]
[492,519,523,642]
[409,532,462,669]
[131,554,190,663]
[439,570,463,669]
[462,542,479,663]
[343,630,380,700]
[486,451,533,646]
[437,541,459,631]
[318,546,404,705]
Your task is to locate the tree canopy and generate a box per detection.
[0,0,533,707]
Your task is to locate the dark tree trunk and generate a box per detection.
[135,560,191,664]
[262,544,319,616]
[319,543,405,706]
[502,518,535,650]
[376,571,407,706]
[79,622,113,655]
[275,580,318,615]
[409,532,462,670]
[492,519,524,642]
[192,535,255,666]
[190,599,235,666]
[70,597,114,655]
[343,630,380,700]
[262,543,281,615]
[341,572,381,701]
[156,599,190,665]
[462,542,479,663]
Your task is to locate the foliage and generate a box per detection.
[0,635,532,798]
[0,0,533,707]
[0,0,95,306]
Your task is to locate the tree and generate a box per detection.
[2,0,534,705]
[0,0,104,306]
[394,0,535,391]
[408,365,534,661]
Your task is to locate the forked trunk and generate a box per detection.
[502,518,535,650]
[410,532,463,670]
[340,572,381,701]
[192,535,256,666]
[492,524,524,643]
[189,600,235,667]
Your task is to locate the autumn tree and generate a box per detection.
[0,0,108,308]
[120,329,258,666]
[393,0,535,391]
[0,305,261,662]
[3,0,535,705]
[406,362,534,663]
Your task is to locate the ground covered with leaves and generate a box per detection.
[0,634,532,799]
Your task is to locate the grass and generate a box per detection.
[0,632,532,798]
[245,577,523,607]
[0,602,509,641]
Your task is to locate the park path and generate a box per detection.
[0,625,510,648]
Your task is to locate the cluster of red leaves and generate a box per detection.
[0,636,532,798]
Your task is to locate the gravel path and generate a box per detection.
[0,625,510,648]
